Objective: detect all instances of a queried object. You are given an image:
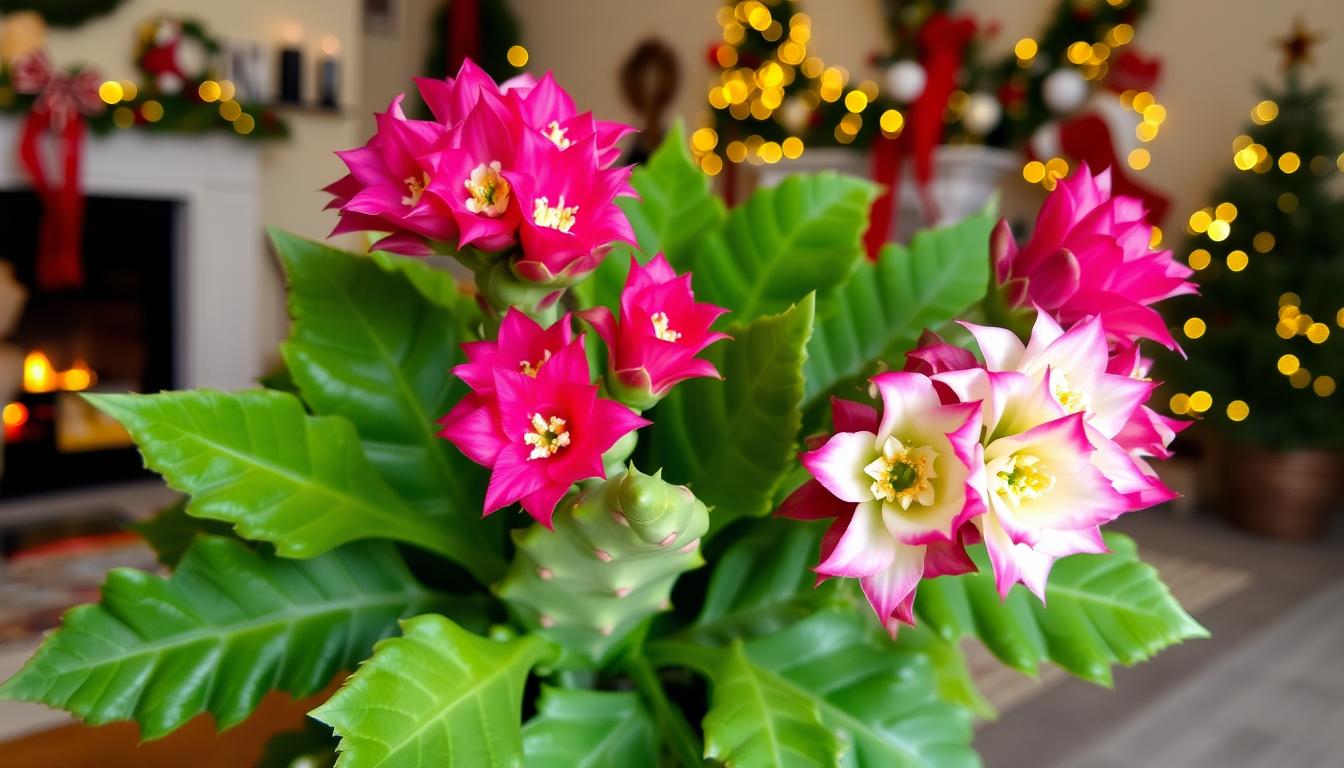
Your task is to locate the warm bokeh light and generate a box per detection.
[2,402,28,428]
[23,351,56,393]
[1277,354,1301,375]
[98,80,124,104]
[1226,250,1249,271]
[1226,400,1250,422]
[1183,317,1206,339]
[1188,249,1211,270]
[1189,390,1213,413]
[1314,376,1337,397]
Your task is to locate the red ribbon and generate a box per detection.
[864,13,976,259]
[11,51,103,291]
[447,0,481,73]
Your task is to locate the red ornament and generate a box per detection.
[1106,49,1162,94]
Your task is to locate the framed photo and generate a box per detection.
[363,0,400,36]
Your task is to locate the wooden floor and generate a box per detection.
[1063,581,1344,768]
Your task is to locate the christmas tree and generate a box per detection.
[1167,22,1344,448]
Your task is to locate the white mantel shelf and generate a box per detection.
[0,117,265,390]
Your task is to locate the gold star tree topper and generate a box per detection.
[1277,18,1322,71]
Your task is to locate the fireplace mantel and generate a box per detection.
[0,117,264,390]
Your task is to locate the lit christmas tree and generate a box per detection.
[1167,21,1344,447]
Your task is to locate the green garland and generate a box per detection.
[3,0,127,28]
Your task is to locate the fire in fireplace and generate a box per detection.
[0,191,177,497]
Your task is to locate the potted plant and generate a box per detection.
[1,60,1204,767]
[1167,39,1344,540]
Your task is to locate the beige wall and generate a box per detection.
[436,0,1344,231]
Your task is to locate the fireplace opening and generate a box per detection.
[0,191,177,497]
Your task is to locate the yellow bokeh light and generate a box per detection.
[1234,147,1259,171]
[506,45,529,68]
[1136,122,1159,142]
[1188,249,1211,270]
[724,23,745,44]
[1289,369,1311,389]
[1215,202,1237,222]
[1226,250,1249,271]
[1067,41,1092,65]
[1276,321,1296,339]
[1252,99,1279,124]
[762,20,783,42]
[1277,354,1300,375]
[1306,323,1330,343]
[1149,226,1163,248]
[1128,148,1150,170]
[717,45,738,67]
[844,90,868,113]
[1280,292,1300,307]
[1111,23,1134,45]
[1188,210,1212,233]
[1169,393,1191,415]
[880,109,904,135]
[700,154,723,176]
[1296,314,1314,334]
[198,80,222,102]
[1143,104,1166,125]
[1207,219,1230,241]
[218,100,242,122]
[1132,91,1155,111]
[1226,400,1250,422]
[1189,390,1213,413]
[1314,376,1337,397]
[747,5,772,31]
[758,141,782,163]
[98,80,124,104]
[1023,161,1046,184]
[726,141,747,163]
[1253,232,1276,253]
[112,106,135,128]
[1015,38,1038,60]
[1337,307,1344,328]
[120,80,139,101]
[1183,317,1207,339]
[781,136,804,159]
[233,113,255,135]
[141,100,164,122]
[691,127,719,152]
[758,62,784,88]
[1278,152,1301,173]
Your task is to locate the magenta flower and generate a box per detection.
[414,58,502,126]
[504,131,636,285]
[439,314,649,528]
[323,96,455,255]
[993,164,1196,349]
[422,94,522,252]
[578,254,729,408]
[777,373,984,634]
[497,71,634,167]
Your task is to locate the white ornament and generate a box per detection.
[174,37,209,80]
[779,95,811,133]
[884,60,926,103]
[1042,68,1089,114]
[153,20,181,47]
[156,71,184,95]
[962,92,1002,135]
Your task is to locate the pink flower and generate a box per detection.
[504,131,636,285]
[777,373,984,635]
[497,71,634,167]
[578,254,729,408]
[438,309,648,527]
[422,94,522,252]
[323,96,455,255]
[415,59,501,126]
[993,164,1196,349]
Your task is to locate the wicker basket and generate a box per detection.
[1221,446,1342,540]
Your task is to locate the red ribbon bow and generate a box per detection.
[10,51,104,291]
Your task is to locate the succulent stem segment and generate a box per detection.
[496,465,709,667]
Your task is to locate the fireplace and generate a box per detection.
[0,116,265,501]
[0,192,178,496]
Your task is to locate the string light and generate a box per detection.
[1277,354,1300,375]
[1226,250,1249,271]
[1169,393,1191,414]
[1183,317,1207,339]
[1226,400,1250,421]
[1189,390,1213,413]
[1278,152,1301,173]
[1188,248,1212,270]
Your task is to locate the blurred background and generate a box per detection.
[0,0,1340,765]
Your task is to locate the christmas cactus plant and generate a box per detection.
[1,60,1205,767]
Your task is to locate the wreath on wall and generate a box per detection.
[2,0,127,29]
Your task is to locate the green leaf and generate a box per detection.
[367,249,483,324]
[619,121,726,271]
[128,499,237,568]
[703,640,840,768]
[891,623,995,721]
[312,615,549,768]
[688,173,876,320]
[522,687,658,768]
[803,211,993,406]
[0,537,437,740]
[685,520,833,645]
[88,390,471,564]
[915,533,1208,687]
[275,231,504,581]
[644,295,815,535]
[743,610,979,768]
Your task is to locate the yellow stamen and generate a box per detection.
[463,161,510,217]
[524,412,571,460]
[994,453,1054,506]
[519,349,552,378]
[1051,371,1091,415]
[651,311,681,342]
[532,195,579,233]
[402,171,430,207]
[543,120,572,149]
[863,437,938,511]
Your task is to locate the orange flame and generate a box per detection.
[23,351,56,393]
